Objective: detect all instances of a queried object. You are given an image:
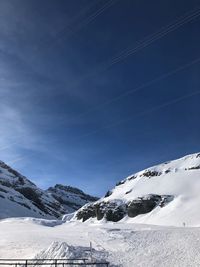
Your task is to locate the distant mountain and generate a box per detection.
[75,152,200,226]
[46,184,98,214]
[0,161,97,219]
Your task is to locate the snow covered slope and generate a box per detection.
[47,184,98,214]
[0,161,97,219]
[75,152,200,226]
[1,217,200,267]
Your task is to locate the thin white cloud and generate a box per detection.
[0,103,34,160]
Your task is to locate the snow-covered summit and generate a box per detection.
[46,184,98,214]
[105,152,200,201]
[75,152,200,226]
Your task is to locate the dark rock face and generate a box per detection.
[76,201,127,222]
[127,194,174,218]
[16,187,47,213]
[127,195,160,217]
[126,194,172,217]
[48,184,98,202]
[142,170,161,178]
[127,175,136,181]
[159,195,174,207]
[76,203,96,222]
[76,194,174,222]
[96,201,126,222]
[104,190,113,198]
[116,180,125,186]
[188,165,200,170]
[125,189,132,195]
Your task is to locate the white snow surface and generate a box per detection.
[0,217,200,266]
[34,241,109,265]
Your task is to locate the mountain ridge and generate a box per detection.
[75,152,200,226]
[0,160,98,219]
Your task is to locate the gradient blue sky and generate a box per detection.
[0,0,200,196]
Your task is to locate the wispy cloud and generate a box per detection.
[0,102,35,158]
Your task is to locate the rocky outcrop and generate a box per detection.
[188,165,200,170]
[76,200,127,222]
[127,194,173,217]
[141,170,161,177]
[75,194,174,222]
[76,203,96,222]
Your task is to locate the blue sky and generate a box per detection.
[0,0,200,196]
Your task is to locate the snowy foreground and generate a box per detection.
[1,153,200,266]
[0,217,200,267]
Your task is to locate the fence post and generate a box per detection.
[25,260,28,267]
[55,259,57,267]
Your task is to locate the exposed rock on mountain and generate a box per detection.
[46,184,98,214]
[0,161,97,219]
[75,152,200,225]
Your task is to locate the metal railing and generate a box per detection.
[0,259,109,267]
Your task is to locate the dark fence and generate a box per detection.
[0,259,109,267]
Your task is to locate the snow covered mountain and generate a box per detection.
[0,161,97,219]
[75,152,200,226]
[46,184,98,214]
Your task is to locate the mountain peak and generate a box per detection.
[50,184,85,195]
[47,184,98,214]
